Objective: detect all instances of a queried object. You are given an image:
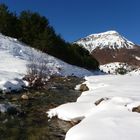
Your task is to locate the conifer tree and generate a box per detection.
[0,3,99,70]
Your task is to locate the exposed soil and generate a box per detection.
[92,46,140,66]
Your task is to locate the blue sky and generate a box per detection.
[1,0,140,44]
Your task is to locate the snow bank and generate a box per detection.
[65,97,140,140]
[135,56,140,61]
[48,102,95,121]
[48,75,140,140]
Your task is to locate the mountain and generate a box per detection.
[0,33,93,92]
[75,31,134,52]
[75,31,140,66]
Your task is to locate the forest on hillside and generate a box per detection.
[0,3,99,70]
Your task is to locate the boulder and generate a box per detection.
[95,97,109,106]
[0,103,19,115]
[79,84,89,92]
[132,105,140,113]
[21,94,29,100]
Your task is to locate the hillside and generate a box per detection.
[0,4,99,70]
[0,33,93,92]
[75,31,140,66]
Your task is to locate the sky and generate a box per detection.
[0,0,140,44]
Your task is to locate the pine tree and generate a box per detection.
[19,10,49,46]
[0,3,19,37]
[0,3,99,70]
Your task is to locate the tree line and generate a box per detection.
[0,3,99,70]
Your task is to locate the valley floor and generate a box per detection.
[48,75,140,140]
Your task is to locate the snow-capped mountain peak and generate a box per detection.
[75,30,135,52]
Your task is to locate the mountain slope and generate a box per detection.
[75,31,140,66]
[92,45,140,66]
[0,34,93,92]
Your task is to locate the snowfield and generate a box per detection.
[48,75,140,140]
[0,33,93,92]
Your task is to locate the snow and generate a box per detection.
[99,62,140,75]
[0,33,93,92]
[0,103,16,113]
[135,56,140,61]
[48,75,140,140]
[129,68,140,75]
[0,50,27,92]
[75,30,135,53]
[48,102,94,122]
[100,62,133,74]
[0,104,10,113]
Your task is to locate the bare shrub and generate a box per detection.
[24,53,50,88]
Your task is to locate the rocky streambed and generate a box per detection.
[0,76,83,140]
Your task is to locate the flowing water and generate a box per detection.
[0,76,83,140]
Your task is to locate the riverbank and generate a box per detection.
[0,76,83,140]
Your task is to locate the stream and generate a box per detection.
[0,76,83,140]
